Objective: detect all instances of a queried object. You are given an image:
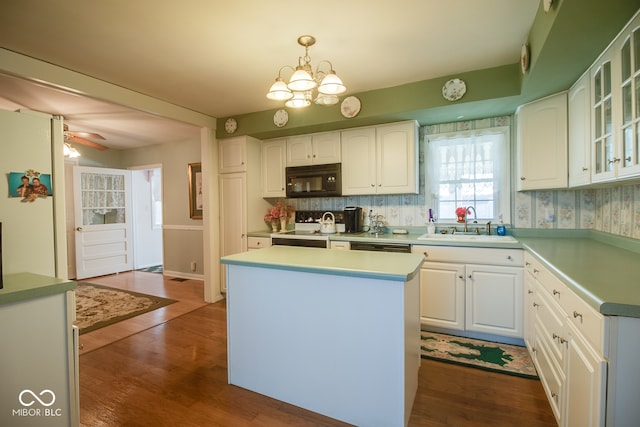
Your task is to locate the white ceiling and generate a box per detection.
[0,0,539,149]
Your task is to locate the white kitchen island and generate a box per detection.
[220,245,424,427]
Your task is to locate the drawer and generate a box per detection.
[535,282,567,368]
[247,236,271,249]
[562,287,608,356]
[534,332,564,425]
[412,245,523,266]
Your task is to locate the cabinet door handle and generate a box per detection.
[468,274,472,279]
[458,275,464,279]
[313,154,316,158]
[582,167,589,171]
[533,268,539,274]
[371,184,375,187]
[525,262,531,267]
[553,289,560,296]
[528,290,534,295]
[532,302,539,307]
[573,311,583,320]
[506,255,512,260]
[422,252,428,258]
[625,156,632,162]
[520,176,526,181]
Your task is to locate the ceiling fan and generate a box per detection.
[63,124,108,151]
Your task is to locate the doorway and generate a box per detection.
[65,163,163,279]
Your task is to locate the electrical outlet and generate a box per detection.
[190,261,196,272]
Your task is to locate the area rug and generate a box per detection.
[136,265,163,274]
[420,331,538,379]
[75,283,176,335]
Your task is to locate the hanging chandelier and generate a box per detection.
[266,35,346,108]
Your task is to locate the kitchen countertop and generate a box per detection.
[518,236,640,318]
[0,273,76,305]
[221,245,424,282]
[248,228,640,317]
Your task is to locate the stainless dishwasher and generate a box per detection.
[349,242,412,253]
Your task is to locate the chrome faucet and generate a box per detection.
[464,206,477,233]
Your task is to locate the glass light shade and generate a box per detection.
[64,143,80,158]
[266,79,294,101]
[318,72,346,95]
[285,91,312,108]
[314,94,339,105]
[288,68,317,91]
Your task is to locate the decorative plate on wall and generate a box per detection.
[442,78,466,101]
[273,109,288,128]
[340,96,361,118]
[521,43,530,74]
[224,117,237,134]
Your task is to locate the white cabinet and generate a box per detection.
[248,236,271,250]
[286,131,341,166]
[261,138,286,198]
[568,71,592,187]
[524,252,607,427]
[590,11,640,183]
[219,136,248,173]
[516,92,568,190]
[465,264,523,337]
[418,261,465,330]
[342,121,418,195]
[0,274,79,427]
[411,245,523,340]
[330,241,351,250]
[219,136,270,291]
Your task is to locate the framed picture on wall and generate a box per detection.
[188,163,203,219]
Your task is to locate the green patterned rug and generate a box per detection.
[421,331,538,379]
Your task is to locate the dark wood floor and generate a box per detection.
[79,274,557,427]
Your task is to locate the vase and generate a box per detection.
[280,217,287,232]
[271,222,279,232]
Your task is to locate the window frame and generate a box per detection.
[424,125,511,225]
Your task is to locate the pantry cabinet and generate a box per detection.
[516,92,568,190]
[411,245,523,341]
[341,121,418,195]
[219,136,271,291]
[286,131,341,166]
[261,138,286,198]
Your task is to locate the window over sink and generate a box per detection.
[425,125,511,224]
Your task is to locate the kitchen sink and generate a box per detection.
[416,233,518,243]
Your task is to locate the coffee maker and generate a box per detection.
[343,206,362,233]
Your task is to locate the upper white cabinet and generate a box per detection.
[286,131,341,166]
[516,92,568,191]
[219,136,248,173]
[261,138,286,198]
[590,11,640,182]
[568,71,592,187]
[341,121,418,195]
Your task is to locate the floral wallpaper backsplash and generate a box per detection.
[287,115,640,241]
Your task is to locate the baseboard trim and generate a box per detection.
[163,270,204,281]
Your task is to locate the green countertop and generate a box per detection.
[0,273,76,306]
[221,245,424,282]
[518,236,640,317]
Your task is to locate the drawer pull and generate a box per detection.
[525,262,531,267]
[422,252,429,258]
[533,268,539,274]
[551,392,558,401]
[506,255,512,260]
[532,302,539,308]
[553,289,560,296]
[552,333,567,344]
[528,290,534,295]
[573,311,583,321]
[458,275,464,279]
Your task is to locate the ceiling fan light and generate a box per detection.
[285,91,312,108]
[266,79,294,101]
[63,142,81,158]
[288,68,316,91]
[314,94,339,106]
[318,72,346,95]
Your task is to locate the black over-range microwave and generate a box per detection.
[285,163,341,198]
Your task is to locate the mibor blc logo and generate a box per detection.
[12,389,63,418]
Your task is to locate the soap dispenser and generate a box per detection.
[496,215,506,236]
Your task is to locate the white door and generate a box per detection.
[73,166,133,279]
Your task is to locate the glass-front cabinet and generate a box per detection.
[591,52,616,182]
[591,14,640,183]
[619,26,640,177]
